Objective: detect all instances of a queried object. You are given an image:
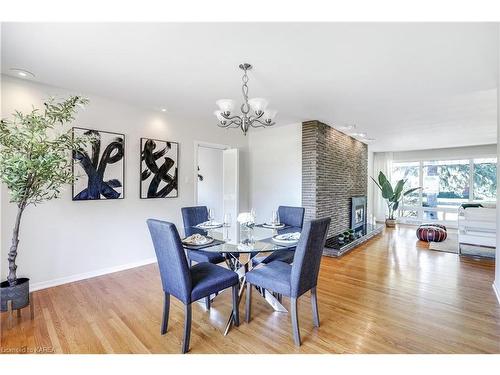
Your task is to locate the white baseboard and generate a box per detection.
[493,282,500,305]
[30,257,157,292]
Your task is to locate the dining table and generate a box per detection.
[182,221,301,335]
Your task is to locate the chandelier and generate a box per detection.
[214,63,277,136]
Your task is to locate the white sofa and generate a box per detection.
[458,204,496,256]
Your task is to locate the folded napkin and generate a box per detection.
[183,233,208,245]
[277,232,301,241]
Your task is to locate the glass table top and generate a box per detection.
[185,238,294,254]
[184,222,300,253]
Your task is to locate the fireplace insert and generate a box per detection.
[351,196,367,230]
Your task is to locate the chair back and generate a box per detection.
[147,219,192,304]
[181,206,209,236]
[278,206,305,229]
[290,217,331,297]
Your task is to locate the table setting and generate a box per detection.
[180,208,302,335]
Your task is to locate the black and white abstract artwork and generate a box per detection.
[72,127,125,200]
[140,138,178,198]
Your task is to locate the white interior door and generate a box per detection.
[197,146,224,222]
[223,148,239,243]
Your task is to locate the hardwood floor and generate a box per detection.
[1,226,499,354]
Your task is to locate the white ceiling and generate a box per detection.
[1,22,498,152]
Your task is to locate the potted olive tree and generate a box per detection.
[0,96,89,313]
[371,171,421,228]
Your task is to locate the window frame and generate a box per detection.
[390,155,497,226]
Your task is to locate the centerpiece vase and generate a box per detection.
[239,223,255,245]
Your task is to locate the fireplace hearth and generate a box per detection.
[323,196,383,257]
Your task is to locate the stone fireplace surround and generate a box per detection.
[301,120,368,241]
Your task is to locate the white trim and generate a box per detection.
[493,282,500,305]
[30,257,157,292]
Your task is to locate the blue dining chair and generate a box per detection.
[181,206,225,266]
[245,217,331,346]
[253,206,306,266]
[147,219,240,353]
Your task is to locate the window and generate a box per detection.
[391,162,420,217]
[473,158,497,201]
[390,157,497,224]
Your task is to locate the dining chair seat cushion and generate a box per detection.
[252,249,295,266]
[190,262,239,302]
[246,261,292,296]
[187,249,225,264]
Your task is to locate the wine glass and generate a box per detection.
[208,208,214,225]
[223,213,231,227]
[271,210,278,225]
[223,213,231,241]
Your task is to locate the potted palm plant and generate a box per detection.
[0,96,89,313]
[371,171,421,228]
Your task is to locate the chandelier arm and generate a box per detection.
[218,119,242,128]
[251,118,275,127]
[247,111,264,122]
[221,113,243,121]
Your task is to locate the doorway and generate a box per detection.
[195,142,239,241]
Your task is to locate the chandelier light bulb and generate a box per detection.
[216,99,236,115]
[263,109,277,123]
[248,98,269,115]
[214,110,225,122]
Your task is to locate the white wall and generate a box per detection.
[197,146,223,222]
[248,123,302,224]
[0,75,248,288]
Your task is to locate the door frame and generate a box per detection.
[193,141,232,205]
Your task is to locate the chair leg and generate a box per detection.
[311,287,320,328]
[291,297,301,346]
[161,293,170,334]
[205,296,211,310]
[182,304,192,354]
[245,282,252,323]
[232,285,240,327]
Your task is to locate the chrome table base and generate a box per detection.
[222,252,287,336]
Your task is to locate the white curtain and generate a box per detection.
[372,152,393,222]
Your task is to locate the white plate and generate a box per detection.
[263,223,285,229]
[182,237,214,246]
[197,222,223,229]
[272,233,300,244]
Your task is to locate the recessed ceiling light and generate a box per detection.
[351,132,367,138]
[338,124,356,131]
[161,108,167,112]
[9,68,35,79]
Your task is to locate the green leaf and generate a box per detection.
[403,187,421,196]
[381,181,394,199]
[371,176,382,191]
[394,179,405,197]
[393,201,399,211]
[378,171,390,187]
